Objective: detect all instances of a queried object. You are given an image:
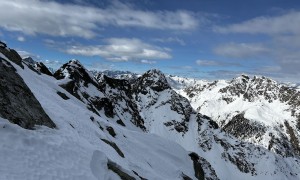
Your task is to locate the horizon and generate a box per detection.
[1,0,300,82]
[40,58,300,85]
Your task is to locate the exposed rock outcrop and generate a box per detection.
[0,51,55,129]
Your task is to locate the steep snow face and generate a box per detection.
[181,75,300,157]
[0,58,200,180]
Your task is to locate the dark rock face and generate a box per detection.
[107,160,135,179]
[35,62,53,76]
[189,152,205,180]
[223,113,266,139]
[197,156,219,180]
[53,60,109,117]
[169,94,193,123]
[56,91,70,100]
[161,93,194,134]
[22,57,53,76]
[0,58,56,129]
[90,97,114,118]
[284,121,300,156]
[214,136,256,175]
[98,75,146,130]
[267,130,293,157]
[101,139,124,158]
[54,60,98,87]
[133,69,195,133]
[185,84,206,98]
[164,120,188,133]
[106,126,116,137]
[0,42,23,68]
[133,69,170,94]
[54,60,146,130]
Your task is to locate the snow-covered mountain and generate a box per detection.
[1,41,300,180]
[179,74,300,158]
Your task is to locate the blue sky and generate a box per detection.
[1,0,300,82]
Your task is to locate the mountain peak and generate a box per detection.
[22,57,36,65]
[22,57,52,76]
[144,68,165,76]
[54,59,91,80]
[0,41,23,68]
[134,69,170,94]
[69,59,82,66]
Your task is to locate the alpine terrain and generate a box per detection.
[1,41,300,180]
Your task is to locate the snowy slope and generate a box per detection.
[0,50,200,180]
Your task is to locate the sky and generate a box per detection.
[1,0,300,82]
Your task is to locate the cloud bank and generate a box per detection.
[0,0,198,38]
[65,38,171,62]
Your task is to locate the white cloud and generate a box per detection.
[42,59,64,70]
[17,50,39,59]
[259,65,281,72]
[65,38,171,61]
[214,43,270,58]
[196,60,219,66]
[196,59,241,67]
[17,36,25,42]
[215,11,300,35]
[44,59,61,64]
[153,37,186,46]
[214,11,300,78]
[0,0,198,38]
[140,60,156,64]
[88,62,115,71]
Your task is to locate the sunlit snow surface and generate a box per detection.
[0,62,196,180]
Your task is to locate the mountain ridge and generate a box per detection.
[1,41,300,179]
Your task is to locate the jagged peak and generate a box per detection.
[55,59,87,75]
[54,59,96,86]
[231,74,250,84]
[141,69,168,83]
[22,57,53,76]
[231,74,278,86]
[68,59,83,66]
[134,69,170,93]
[22,57,36,65]
[0,40,7,48]
[0,41,23,68]
[144,68,165,76]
